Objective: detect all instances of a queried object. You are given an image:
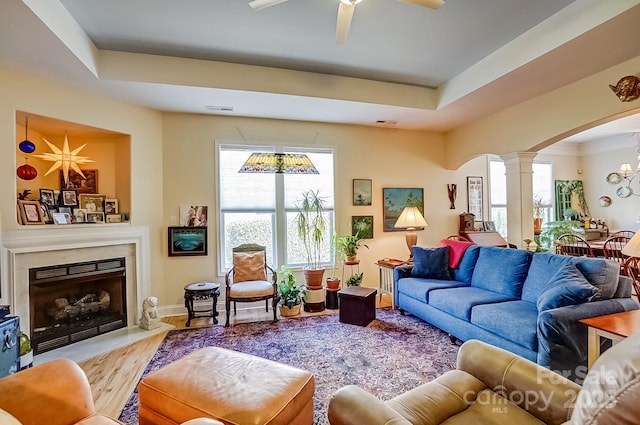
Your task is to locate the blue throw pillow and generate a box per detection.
[411,246,450,280]
[537,263,597,311]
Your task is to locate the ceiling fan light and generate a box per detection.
[249,0,288,10]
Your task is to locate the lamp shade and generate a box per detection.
[620,163,633,175]
[238,153,319,174]
[394,206,428,229]
[622,231,640,257]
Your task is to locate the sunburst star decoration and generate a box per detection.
[34,135,94,184]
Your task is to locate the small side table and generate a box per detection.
[580,309,640,368]
[184,282,221,327]
[376,258,405,309]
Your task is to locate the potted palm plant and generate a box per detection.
[277,265,304,317]
[325,234,341,290]
[295,189,328,289]
[533,195,544,234]
[336,232,369,264]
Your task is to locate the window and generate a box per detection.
[489,158,553,238]
[218,145,334,273]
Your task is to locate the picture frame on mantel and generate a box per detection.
[467,176,484,222]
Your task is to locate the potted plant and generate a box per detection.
[325,234,341,290]
[277,265,304,317]
[538,221,581,253]
[346,272,364,287]
[336,232,369,264]
[295,189,328,289]
[533,195,544,234]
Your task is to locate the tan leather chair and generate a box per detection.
[328,333,640,425]
[0,359,222,425]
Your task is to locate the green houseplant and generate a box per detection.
[346,272,364,287]
[277,265,304,317]
[336,232,369,264]
[533,195,544,234]
[295,189,328,289]
[538,220,581,252]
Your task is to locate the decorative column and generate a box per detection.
[500,152,538,248]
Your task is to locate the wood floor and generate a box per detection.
[78,293,392,419]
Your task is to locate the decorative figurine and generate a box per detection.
[139,296,161,330]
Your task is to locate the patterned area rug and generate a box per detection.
[119,309,459,425]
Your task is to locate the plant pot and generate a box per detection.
[304,269,325,289]
[326,278,341,290]
[534,218,543,234]
[345,255,359,264]
[279,304,301,317]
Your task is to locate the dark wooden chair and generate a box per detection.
[603,235,631,273]
[446,234,471,242]
[622,256,640,298]
[556,233,595,257]
[224,244,278,327]
[610,230,636,239]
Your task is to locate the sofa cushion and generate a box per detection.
[438,239,474,268]
[452,245,481,285]
[396,277,468,303]
[471,300,538,350]
[521,254,610,303]
[537,264,597,311]
[470,247,531,298]
[411,246,451,280]
[428,286,516,322]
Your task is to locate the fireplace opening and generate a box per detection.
[29,258,127,354]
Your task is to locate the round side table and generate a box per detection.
[184,282,220,327]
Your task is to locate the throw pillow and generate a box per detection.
[411,246,450,280]
[537,263,597,311]
[233,251,267,283]
[438,239,474,268]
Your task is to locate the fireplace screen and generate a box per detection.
[29,258,127,354]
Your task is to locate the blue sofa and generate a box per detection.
[394,244,639,381]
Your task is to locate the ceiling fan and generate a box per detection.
[248,0,444,44]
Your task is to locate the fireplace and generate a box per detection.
[29,258,128,354]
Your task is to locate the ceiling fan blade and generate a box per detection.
[336,3,355,45]
[398,0,444,9]
[249,0,288,11]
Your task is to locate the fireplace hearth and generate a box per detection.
[29,258,127,354]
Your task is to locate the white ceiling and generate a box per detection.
[3,0,640,140]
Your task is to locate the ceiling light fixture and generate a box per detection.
[239,153,319,174]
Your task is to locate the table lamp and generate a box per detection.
[622,231,640,259]
[394,206,428,258]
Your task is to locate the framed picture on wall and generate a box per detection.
[467,176,483,222]
[353,179,372,206]
[168,226,208,257]
[352,215,374,239]
[382,188,424,232]
[60,169,98,193]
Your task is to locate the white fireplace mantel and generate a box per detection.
[1,225,151,337]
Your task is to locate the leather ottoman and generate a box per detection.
[138,347,315,425]
[338,286,377,326]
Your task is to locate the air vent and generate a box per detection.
[205,105,235,112]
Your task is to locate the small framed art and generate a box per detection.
[61,189,78,207]
[352,215,374,239]
[106,214,122,223]
[39,188,56,206]
[79,194,106,212]
[467,176,484,222]
[105,199,119,214]
[382,187,424,232]
[353,179,372,206]
[52,212,72,225]
[168,226,208,257]
[60,169,98,193]
[86,212,105,223]
[18,200,45,225]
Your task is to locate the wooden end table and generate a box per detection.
[184,282,220,327]
[580,309,640,368]
[376,258,405,309]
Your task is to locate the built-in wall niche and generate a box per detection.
[15,111,131,225]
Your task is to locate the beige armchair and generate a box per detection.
[328,333,640,425]
[0,359,223,425]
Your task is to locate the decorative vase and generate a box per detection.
[279,304,301,317]
[326,278,341,290]
[534,218,543,234]
[303,269,325,289]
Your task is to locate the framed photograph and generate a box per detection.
[39,188,56,206]
[467,176,484,222]
[52,212,72,225]
[483,221,496,232]
[60,189,78,207]
[383,188,424,232]
[74,208,87,223]
[60,169,98,193]
[168,226,208,257]
[353,179,372,206]
[352,216,374,239]
[86,212,105,223]
[106,214,122,223]
[105,199,119,214]
[78,194,106,212]
[39,203,53,224]
[180,205,208,226]
[18,200,45,225]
